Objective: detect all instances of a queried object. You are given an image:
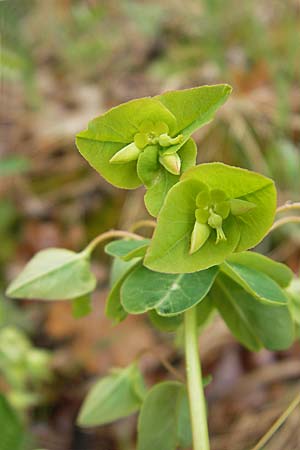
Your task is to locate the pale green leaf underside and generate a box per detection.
[121,265,218,316]
[144,178,240,273]
[137,381,191,450]
[212,274,294,351]
[78,363,145,427]
[226,252,293,288]
[147,310,182,332]
[105,239,150,261]
[6,248,96,300]
[221,261,288,305]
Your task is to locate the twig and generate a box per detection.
[129,219,157,233]
[251,391,300,450]
[269,216,300,233]
[83,229,143,255]
[138,347,185,383]
[276,202,300,214]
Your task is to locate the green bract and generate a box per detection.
[144,163,276,273]
[76,85,232,216]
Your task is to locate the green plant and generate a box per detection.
[0,326,52,411]
[6,85,300,450]
[0,324,52,450]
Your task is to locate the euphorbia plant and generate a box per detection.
[6,85,300,450]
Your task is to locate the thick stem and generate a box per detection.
[184,307,210,450]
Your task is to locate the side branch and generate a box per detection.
[276,202,300,214]
[83,229,144,256]
[269,216,300,233]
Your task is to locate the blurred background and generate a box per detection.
[1,0,300,449]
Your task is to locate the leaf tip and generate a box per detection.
[223,84,233,96]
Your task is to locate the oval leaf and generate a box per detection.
[121,265,218,316]
[212,274,294,351]
[105,239,150,261]
[221,261,288,305]
[78,363,146,427]
[137,381,191,450]
[147,310,182,332]
[226,252,293,288]
[6,249,96,300]
[106,260,142,323]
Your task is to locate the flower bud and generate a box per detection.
[190,221,211,254]
[109,142,141,164]
[159,153,181,175]
[208,211,226,244]
[230,198,256,215]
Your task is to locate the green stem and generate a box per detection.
[276,202,300,214]
[184,307,210,450]
[269,216,300,233]
[82,229,143,257]
[129,219,156,233]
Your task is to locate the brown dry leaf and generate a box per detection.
[45,289,156,374]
